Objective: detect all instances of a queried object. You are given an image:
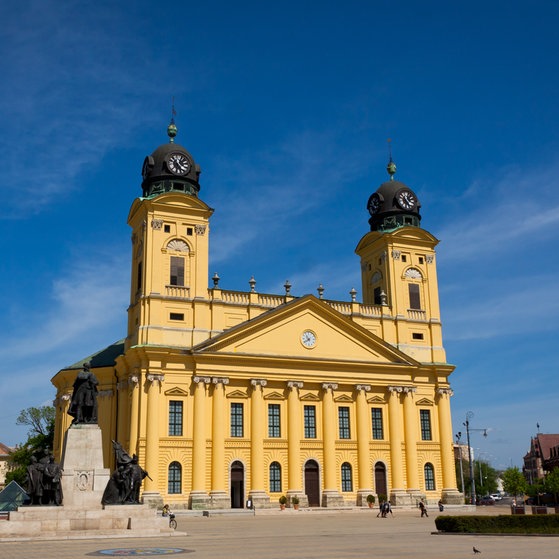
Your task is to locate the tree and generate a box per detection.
[544,468,559,504]
[16,406,55,437]
[501,466,527,504]
[5,406,55,486]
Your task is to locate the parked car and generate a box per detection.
[479,496,496,505]
[490,493,502,501]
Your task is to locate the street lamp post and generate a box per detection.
[455,432,465,497]
[464,411,488,505]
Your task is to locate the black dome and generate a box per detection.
[141,127,201,198]
[366,177,421,232]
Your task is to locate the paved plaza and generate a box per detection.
[1,506,557,559]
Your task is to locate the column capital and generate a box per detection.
[287,381,303,389]
[193,376,212,384]
[147,374,164,384]
[356,384,371,392]
[212,377,230,385]
[61,393,71,401]
[437,387,454,397]
[388,385,416,394]
[322,382,338,391]
[250,379,268,387]
[128,374,140,385]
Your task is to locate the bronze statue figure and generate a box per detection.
[68,361,98,424]
[24,450,63,505]
[102,440,151,505]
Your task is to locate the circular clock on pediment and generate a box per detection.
[301,330,317,348]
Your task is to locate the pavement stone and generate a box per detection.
[0,506,557,559]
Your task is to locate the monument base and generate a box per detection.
[0,504,176,540]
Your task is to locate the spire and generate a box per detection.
[167,98,178,143]
[386,138,396,180]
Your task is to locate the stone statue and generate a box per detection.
[102,441,150,505]
[43,454,63,505]
[68,361,98,424]
[24,450,63,505]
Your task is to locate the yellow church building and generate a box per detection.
[51,121,462,509]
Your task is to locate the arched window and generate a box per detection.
[167,239,189,288]
[424,463,435,491]
[404,268,423,310]
[269,461,282,493]
[168,461,182,494]
[341,462,353,492]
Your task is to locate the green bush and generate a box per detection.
[435,514,559,534]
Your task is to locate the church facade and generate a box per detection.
[51,121,462,509]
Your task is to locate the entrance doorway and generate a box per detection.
[304,459,320,506]
[374,462,388,498]
[230,460,244,508]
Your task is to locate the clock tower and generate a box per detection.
[126,121,214,350]
[355,158,445,363]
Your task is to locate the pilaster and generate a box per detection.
[321,383,344,507]
[387,386,406,504]
[437,387,463,504]
[355,384,374,505]
[142,373,163,506]
[210,377,230,508]
[249,379,270,506]
[190,376,211,508]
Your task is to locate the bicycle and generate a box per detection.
[168,513,177,530]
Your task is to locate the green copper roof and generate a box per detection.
[62,339,125,370]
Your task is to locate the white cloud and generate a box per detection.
[0,251,128,364]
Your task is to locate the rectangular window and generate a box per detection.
[268,404,281,438]
[304,405,316,438]
[170,313,184,321]
[168,401,183,436]
[231,403,244,437]
[338,407,351,439]
[170,256,185,286]
[371,408,384,440]
[137,261,142,291]
[412,332,424,340]
[420,409,432,441]
[373,286,382,305]
[409,283,421,309]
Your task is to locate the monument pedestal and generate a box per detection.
[60,424,110,507]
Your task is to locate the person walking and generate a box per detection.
[419,499,428,517]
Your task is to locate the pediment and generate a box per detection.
[367,395,386,404]
[300,392,320,401]
[164,387,189,397]
[264,391,285,400]
[416,398,433,406]
[193,295,418,368]
[227,389,248,399]
[334,394,353,403]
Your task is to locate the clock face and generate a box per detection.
[396,189,417,210]
[167,153,190,175]
[367,193,382,215]
[301,330,317,348]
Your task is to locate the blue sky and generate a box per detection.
[1,0,558,471]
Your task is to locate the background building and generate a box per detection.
[0,442,14,490]
[52,122,461,508]
[523,433,559,483]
